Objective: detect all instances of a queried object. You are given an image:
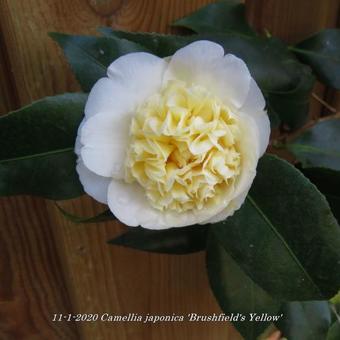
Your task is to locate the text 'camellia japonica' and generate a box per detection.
[75,41,270,229]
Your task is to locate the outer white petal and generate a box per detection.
[214,54,252,108]
[231,113,260,198]
[202,187,249,224]
[108,179,234,230]
[107,181,160,227]
[164,40,224,85]
[241,78,265,114]
[74,121,85,156]
[107,52,167,104]
[164,41,251,108]
[80,112,131,178]
[76,159,111,204]
[252,110,270,156]
[240,78,270,156]
[84,78,124,119]
[85,52,167,120]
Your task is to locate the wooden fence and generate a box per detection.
[0,0,339,339]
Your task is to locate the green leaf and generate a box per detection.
[300,168,340,223]
[266,67,314,129]
[288,119,340,170]
[172,0,255,36]
[293,29,340,89]
[98,28,191,58]
[100,29,314,129]
[206,232,281,339]
[108,225,208,254]
[327,320,340,340]
[50,32,148,92]
[276,301,332,340]
[212,154,340,301]
[0,93,86,200]
[331,291,340,307]
[266,105,281,129]
[56,204,115,223]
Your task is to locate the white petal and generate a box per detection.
[75,129,82,157]
[231,114,260,198]
[107,180,159,227]
[75,120,87,156]
[241,78,266,114]
[76,158,111,204]
[164,40,224,85]
[107,52,167,104]
[253,110,270,156]
[240,78,270,156]
[84,78,123,118]
[85,53,167,120]
[80,112,131,178]
[108,179,240,230]
[164,41,251,108]
[214,54,251,108]
[202,186,249,224]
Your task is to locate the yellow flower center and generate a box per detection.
[125,80,241,212]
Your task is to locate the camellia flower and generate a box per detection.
[75,41,270,229]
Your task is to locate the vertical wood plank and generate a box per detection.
[0,196,79,339]
[0,30,18,114]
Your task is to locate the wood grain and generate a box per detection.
[0,196,79,340]
[246,0,340,43]
[0,28,18,114]
[0,1,339,339]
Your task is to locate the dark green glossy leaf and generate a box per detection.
[100,29,314,129]
[294,29,340,89]
[50,32,148,92]
[172,0,255,36]
[108,225,208,254]
[212,154,340,301]
[56,204,115,223]
[301,168,340,223]
[98,28,190,58]
[206,232,281,339]
[266,105,281,129]
[288,119,340,170]
[327,320,340,340]
[276,301,332,340]
[0,93,86,200]
[267,67,314,129]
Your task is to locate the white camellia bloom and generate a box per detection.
[75,41,270,229]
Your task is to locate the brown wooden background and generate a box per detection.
[0,1,339,339]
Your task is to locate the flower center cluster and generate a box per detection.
[125,80,241,212]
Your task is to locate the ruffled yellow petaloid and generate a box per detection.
[125,80,241,212]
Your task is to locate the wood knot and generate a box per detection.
[87,0,124,16]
